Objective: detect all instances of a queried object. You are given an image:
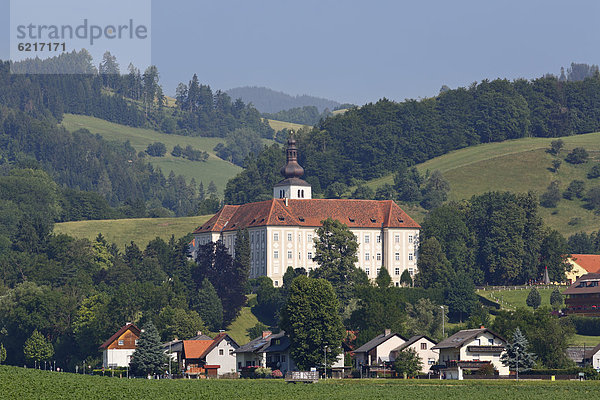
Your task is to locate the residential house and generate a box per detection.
[234,330,345,376]
[99,323,140,369]
[191,137,420,287]
[563,273,600,316]
[390,335,439,373]
[567,254,600,283]
[432,328,508,379]
[235,331,296,374]
[584,343,600,370]
[182,332,239,377]
[163,332,213,372]
[353,329,406,371]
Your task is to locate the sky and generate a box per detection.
[1,0,600,105]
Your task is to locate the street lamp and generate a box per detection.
[440,306,445,338]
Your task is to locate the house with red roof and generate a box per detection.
[567,254,600,283]
[99,323,141,369]
[182,332,239,377]
[191,136,421,287]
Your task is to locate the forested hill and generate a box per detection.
[225,73,600,203]
[226,86,341,113]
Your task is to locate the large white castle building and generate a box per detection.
[191,137,420,287]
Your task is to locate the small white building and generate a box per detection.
[353,330,407,370]
[182,332,239,377]
[390,335,439,373]
[432,328,508,379]
[99,323,140,369]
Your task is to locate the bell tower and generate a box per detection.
[273,133,312,200]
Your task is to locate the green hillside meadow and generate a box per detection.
[1,366,598,400]
[54,215,211,250]
[60,114,242,194]
[368,132,600,236]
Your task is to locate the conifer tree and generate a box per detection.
[376,267,392,288]
[129,321,166,376]
[550,288,563,309]
[195,278,223,331]
[500,327,536,380]
[400,269,413,287]
[526,288,541,310]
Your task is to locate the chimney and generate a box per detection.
[262,330,272,339]
[285,198,288,207]
[384,329,391,336]
[480,326,485,329]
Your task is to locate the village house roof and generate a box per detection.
[570,255,600,274]
[563,273,600,295]
[193,199,420,234]
[99,323,140,350]
[182,332,238,359]
[392,335,437,353]
[432,328,505,350]
[584,343,600,360]
[353,332,407,354]
[234,331,289,354]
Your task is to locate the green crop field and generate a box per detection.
[54,215,211,250]
[60,114,242,194]
[1,366,599,400]
[366,132,600,236]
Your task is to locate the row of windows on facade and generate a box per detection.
[278,189,306,198]
[271,250,413,261]
[272,232,414,244]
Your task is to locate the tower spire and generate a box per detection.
[280,132,304,179]
[273,131,312,200]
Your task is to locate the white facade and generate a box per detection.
[204,336,238,376]
[354,334,406,368]
[392,337,439,373]
[195,226,419,287]
[438,331,509,376]
[102,349,134,368]
[274,184,312,200]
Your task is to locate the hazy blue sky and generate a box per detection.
[2,0,600,105]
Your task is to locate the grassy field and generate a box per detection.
[60,114,242,194]
[54,215,211,250]
[477,287,566,311]
[366,132,600,236]
[266,118,311,132]
[2,366,599,400]
[225,295,260,345]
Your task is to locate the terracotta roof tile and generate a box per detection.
[194,199,420,233]
[182,340,213,359]
[570,254,600,274]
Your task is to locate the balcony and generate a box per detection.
[466,345,505,353]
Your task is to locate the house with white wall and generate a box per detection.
[390,335,438,373]
[353,330,407,370]
[99,323,140,369]
[182,332,239,377]
[432,328,508,379]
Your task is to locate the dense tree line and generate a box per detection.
[227,72,600,201]
[263,105,331,126]
[225,86,341,114]
[417,192,570,286]
[0,110,207,217]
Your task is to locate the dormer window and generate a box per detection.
[370,218,377,223]
[278,216,285,221]
[349,218,355,223]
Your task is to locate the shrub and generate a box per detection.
[565,147,589,164]
[271,369,283,378]
[589,165,600,179]
[476,363,497,376]
[145,142,167,157]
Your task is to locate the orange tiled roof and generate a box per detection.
[193,199,420,234]
[570,254,600,274]
[182,340,213,359]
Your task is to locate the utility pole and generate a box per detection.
[324,345,328,380]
